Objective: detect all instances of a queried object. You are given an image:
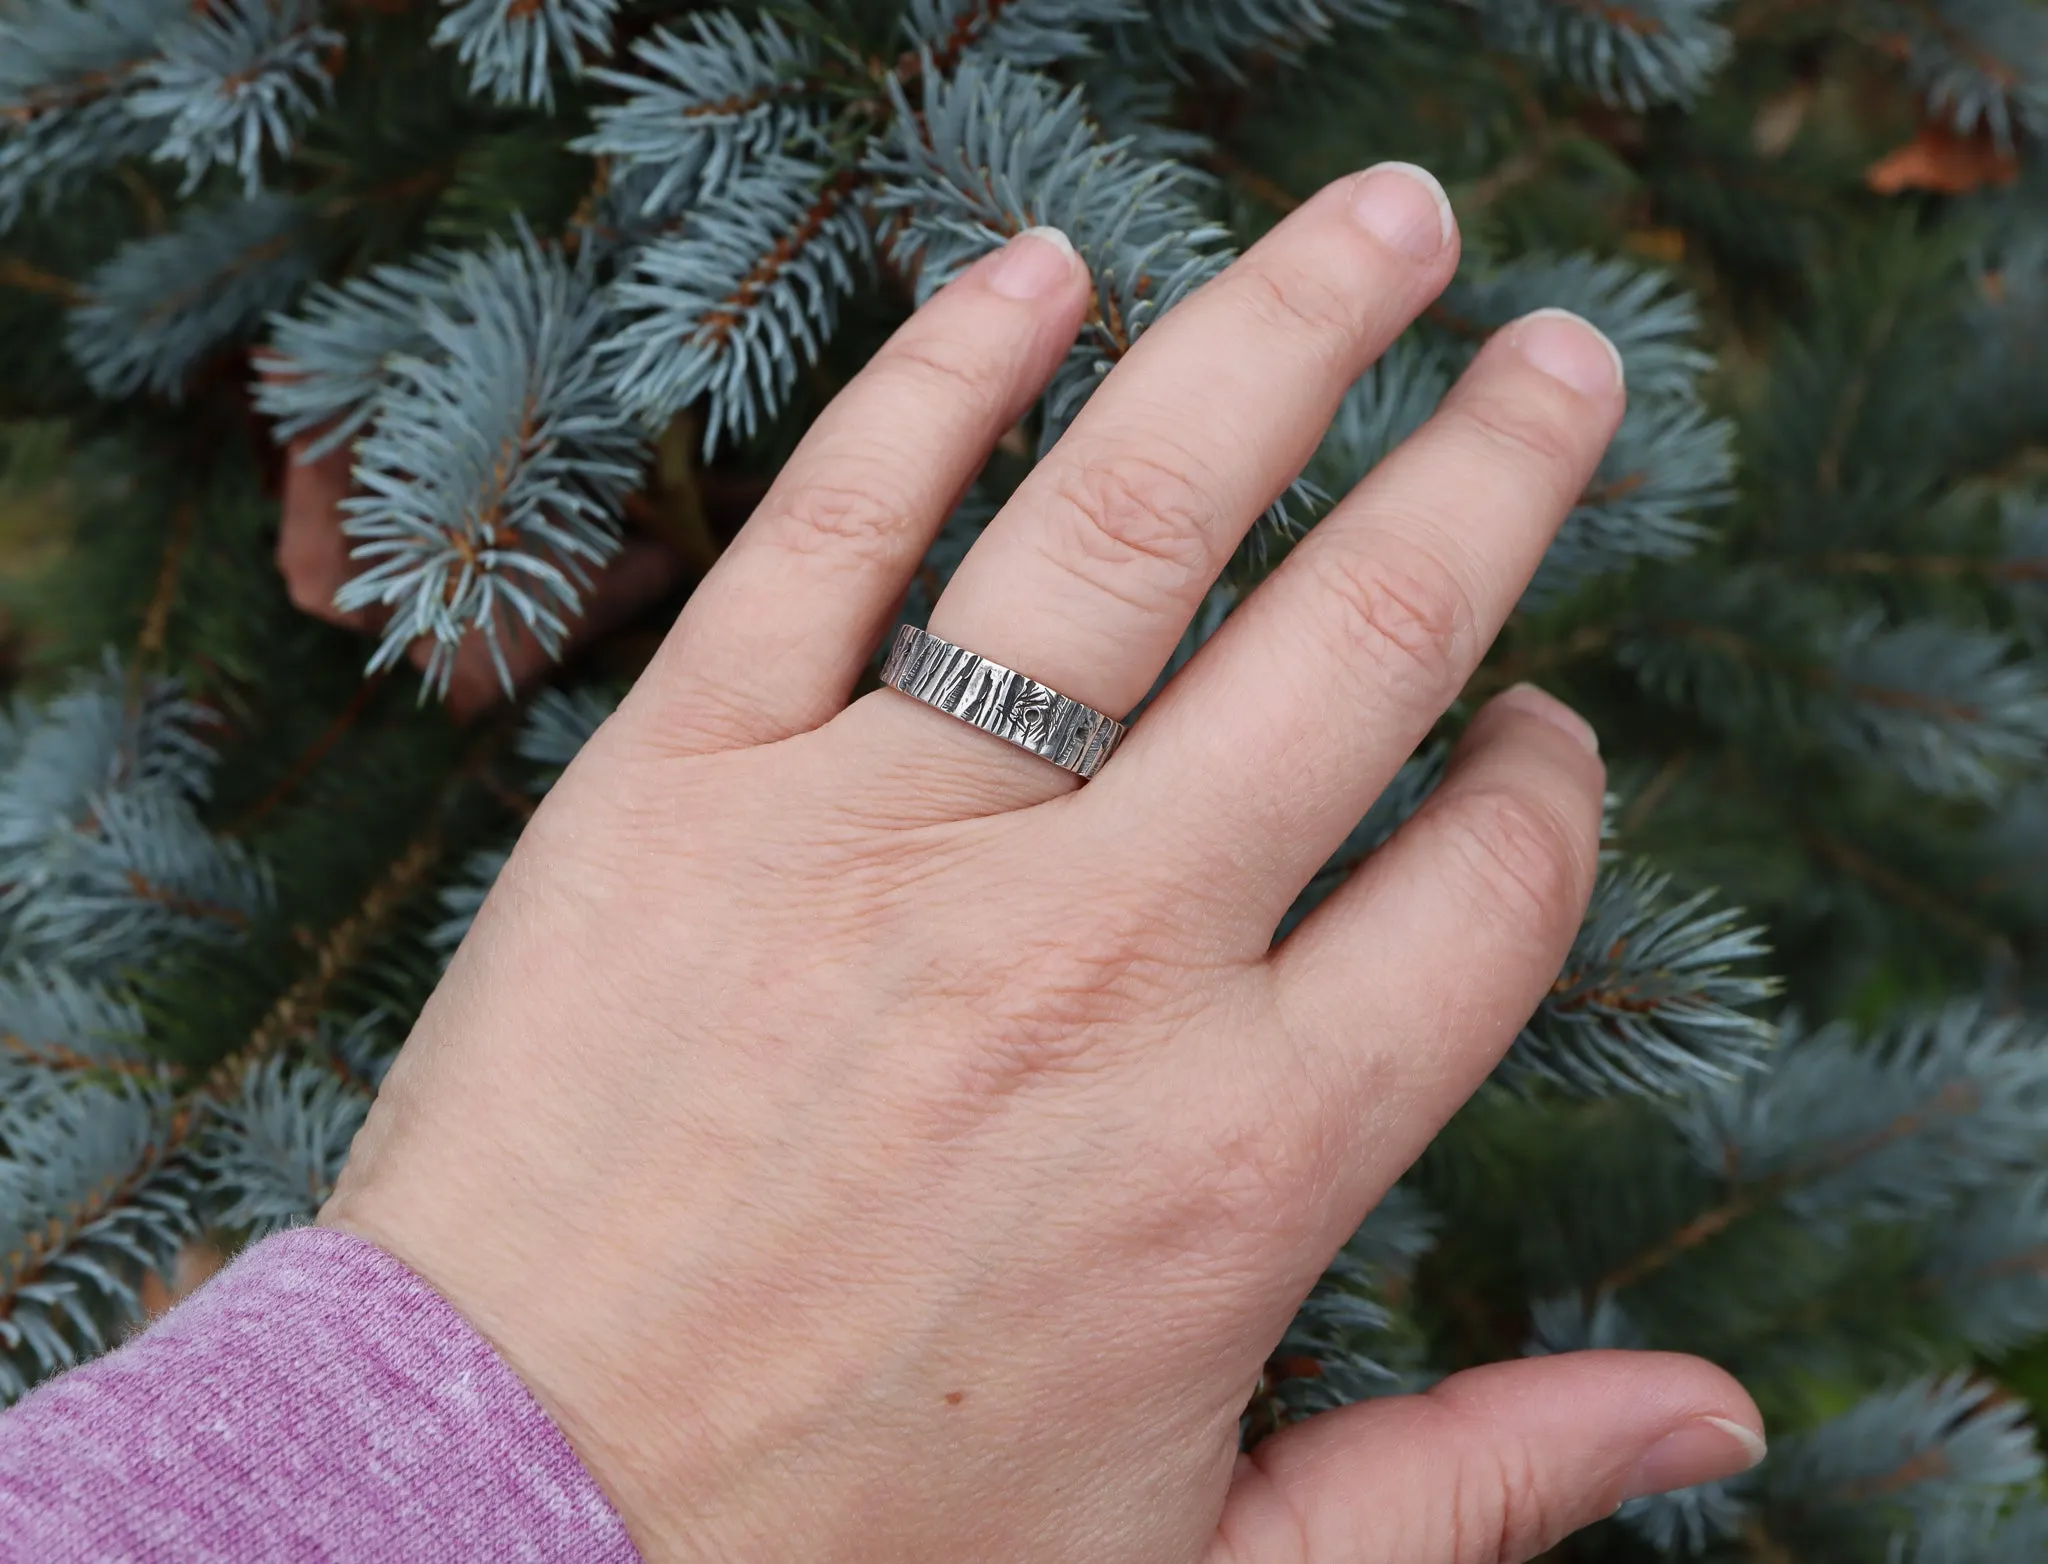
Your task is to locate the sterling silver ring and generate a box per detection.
[879,624,1126,780]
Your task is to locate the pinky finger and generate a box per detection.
[1265,684,1606,1218]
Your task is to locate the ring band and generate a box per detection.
[879,625,1126,779]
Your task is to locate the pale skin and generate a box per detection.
[321,161,1768,1564]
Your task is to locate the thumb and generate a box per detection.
[1208,1351,1765,1564]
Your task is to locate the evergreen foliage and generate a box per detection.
[4,0,2048,1557]
[128,0,342,196]
[331,227,645,692]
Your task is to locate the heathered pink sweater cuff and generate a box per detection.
[0,1223,642,1562]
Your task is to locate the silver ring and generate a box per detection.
[880,625,1126,780]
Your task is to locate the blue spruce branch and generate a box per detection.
[0,1082,199,1404]
[0,0,184,232]
[67,191,319,399]
[1673,1004,2048,1245]
[1471,0,1732,109]
[1761,1373,2040,1544]
[1825,617,2048,800]
[1920,1495,2048,1564]
[9,787,270,972]
[0,656,264,977]
[254,248,470,456]
[0,967,154,1101]
[1283,772,1776,1099]
[2000,494,2048,637]
[336,227,646,695]
[1441,254,1715,403]
[515,683,616,771]
[577,12,827,215]
[1511,860,1776,1098]
[870,58,1226,328]
[199,1054,370,1237]
[865,59,1313,541]
[1067,66,1214,161]
[1614,1477,1749,1555]
[127,0,342,196]
[1922,1174,2048,1355]
[904,0,1143,70]
[1135,0,1400,76]
[1309,336,1456,498]
[1622,584,2048,802]
[433,0,620,108]
[1527,395,1733,602]
[1313,257,1729,598]
[605,156,871,447]
[0,654,216,827]
[1873,0,2048,149]
[431,845,510,956]
[1270,1186,1438,1414]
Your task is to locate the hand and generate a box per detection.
[320,163,1764,1564]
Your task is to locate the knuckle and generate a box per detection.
[879,329,1003,414]
[1448,1435,1563,1564]
[1448,786,1587,930]
[768,470,908,567]
[1227,263,1364,357]
[1041,452,1222,601]
[1456,386,1583,475]
[1306,543,1469,699]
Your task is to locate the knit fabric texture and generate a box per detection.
[0,1224,642,1562]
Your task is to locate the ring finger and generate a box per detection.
[888,163,1461,791]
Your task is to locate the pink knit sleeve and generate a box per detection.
[0,1224,642,1563]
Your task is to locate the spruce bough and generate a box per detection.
[4,0,2048,1557]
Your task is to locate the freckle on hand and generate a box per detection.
[944,1391,965,1406]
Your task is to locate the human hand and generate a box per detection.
[320,162,1765,1564]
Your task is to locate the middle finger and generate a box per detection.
[1099,309,1626,937]
[916,164,1461,764]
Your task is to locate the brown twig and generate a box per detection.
[698,169,863,348]
[0,1035,160,1080]
[0,1105,198,1321]
[0,258,83,301]
[203,829,446,1099]
[1620,749,1692,837]
[1598,1081,1983,1294]
[136,498,199,668]
[1806,827,2011,954]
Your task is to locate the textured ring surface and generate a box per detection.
[879,624,1126,780]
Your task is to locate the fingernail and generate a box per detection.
[1350,163,1454,260]
[988,227,1078,300]
[1622,1416,1767,1503]
[1509,308,1626,397]
[1496,683,1599,756]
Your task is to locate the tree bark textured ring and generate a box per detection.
[878,624,1127,780]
